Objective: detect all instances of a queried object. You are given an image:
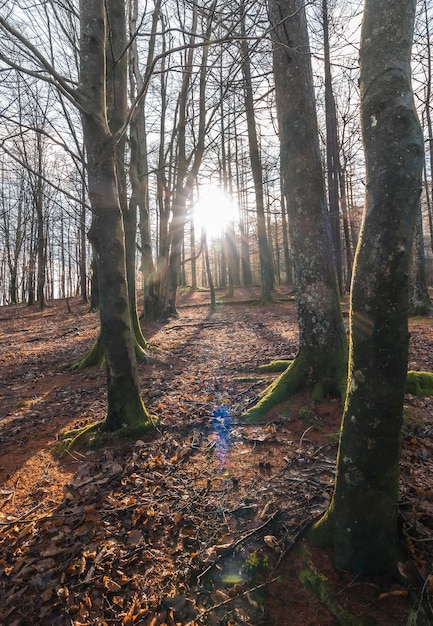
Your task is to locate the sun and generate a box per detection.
[193,185,238,239]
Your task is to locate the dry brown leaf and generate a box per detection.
[103,575,122,592]
[379,589,408,600]
[127,529,143,546]
[264,535,280,551]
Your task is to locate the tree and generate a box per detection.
[129,0,161,321]
[75,0,154,433]
[244,0,348,420]
[314,0,424,574]
[409,201,433,315]
[322,0,343,293]
[239,0,275,302]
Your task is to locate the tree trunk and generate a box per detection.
[244,0,347,421]
[35,132,46,310]
[106,0,149,356]
[314,0,424,575]
[79,166,88,303]
[78,0,152,432]
[240,1,274,302]
[323,0,343,293]
[129,0,160,321]
[409,202,433,315]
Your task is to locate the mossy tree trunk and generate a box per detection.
[244,0,347,421]
[313,0,424,574]
[106,0,149,357]
[78,0,153,432]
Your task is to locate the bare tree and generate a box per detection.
[239,0,274,302]
[314,0,424,574]
[244,0,348,421]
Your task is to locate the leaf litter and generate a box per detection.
[0,287,432,625]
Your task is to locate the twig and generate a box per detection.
[197,511,278,582]
[197,576,280,620]
[0,502,43,526]
[166,321,226,331]
[299,426,314,452]
[275,513,322,568]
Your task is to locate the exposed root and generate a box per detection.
[53,417,158,456]
[53,421,103,456]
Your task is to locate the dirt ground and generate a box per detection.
[0,286,433,625]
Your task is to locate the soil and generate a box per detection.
[0,286,433,626]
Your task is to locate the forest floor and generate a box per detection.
[1,286,433,626]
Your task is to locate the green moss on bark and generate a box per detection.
[70,337,105,370]
[103,375,156,432]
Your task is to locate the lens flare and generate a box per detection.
[211,403,232,469]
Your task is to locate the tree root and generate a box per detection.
[242,347,346,422]
[52,421,103,456]
[53,417,158,456]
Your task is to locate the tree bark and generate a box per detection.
[244,0,347,420]
[314,0,424,574]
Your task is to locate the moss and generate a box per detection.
[299,406,315,424]
[15,399,33,409]
[325,432,341,443]
[258,360,291,372]
[53,421,102,455]
[70,337,105,370]
[242,356,307,422]
[300,565,378,625]
[312,381,325,402]
[309,507,335,549]
[405,371,433,396]
[403,406,423,430]
[243,550,270,582]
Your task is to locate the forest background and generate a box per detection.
[0,0,432,310]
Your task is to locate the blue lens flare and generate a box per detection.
[211,403,232,469]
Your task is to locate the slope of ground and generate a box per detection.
[0,287,432,625]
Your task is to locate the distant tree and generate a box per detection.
[409,202,433,315]
[0,166,28,305]
[322,0,343,293]
[129,0,161,321]
[244,0,348,420]
[314,0,424,574]
[239,0,274,302]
